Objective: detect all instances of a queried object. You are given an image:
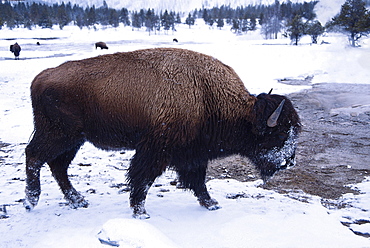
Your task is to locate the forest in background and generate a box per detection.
[0,1,318,33]
[0,0,370,45]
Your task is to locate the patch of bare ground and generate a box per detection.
[208,82,370,199]
[207,81,370,238]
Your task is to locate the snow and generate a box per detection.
[1,21,370,247]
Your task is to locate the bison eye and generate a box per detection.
[278,133,288,140]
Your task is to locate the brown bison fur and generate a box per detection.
[25,48,300,218]
[10,42,21,59]
[95,41,108,49]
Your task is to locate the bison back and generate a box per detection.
[30,48,253,148]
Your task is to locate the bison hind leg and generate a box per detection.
[47,142,88,208]
[24,171,41,212]
[25,145,45,211]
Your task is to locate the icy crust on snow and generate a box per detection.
[95,179,370,248]
[328,177,370,238]
[97,219,179,248]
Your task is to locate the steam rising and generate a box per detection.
[314,0,345,24]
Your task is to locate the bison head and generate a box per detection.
[250,93,300,181]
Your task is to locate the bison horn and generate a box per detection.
[267,99,285,128]
[268,88,273,95]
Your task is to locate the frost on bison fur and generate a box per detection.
[24,48,300,219]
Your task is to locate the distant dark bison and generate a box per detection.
[173,38,178,42]
[95,41,108,49]
[24,48,300,219]
[10,42,21,60]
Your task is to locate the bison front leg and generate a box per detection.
[174,157,221,211]
[127,145,169,219]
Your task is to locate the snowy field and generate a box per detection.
[1,21,370,247]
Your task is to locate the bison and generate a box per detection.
[24,48,300,219]
[95,41,108,50]
[10,42,21,60]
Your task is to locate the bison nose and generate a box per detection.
[281,153,296,169]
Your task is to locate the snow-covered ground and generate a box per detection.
[1,21,370,247]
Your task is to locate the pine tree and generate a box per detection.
[328,0,370,46]
[97,1,109,26]
[138,9,145,26]
[85,6,96,26]
[1,1,16,29]
[240,18,249,32]
[119,8,130,26]
[57,2,70,29]
[306,20,325,44]
[231,19,240,33]
[175,13,181,24]
[261,0,283,39]
[161,10,174,32]
[38,4,52,28]
[287,14,305,45]
[185,13,195,28]
[216,18,224,29]
[145,9,157,35]
[202,9,209,24]
[131,11,142,30]
[249,15,257,31]
[108,9,119,27]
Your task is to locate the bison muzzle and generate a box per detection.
[24,48,300,219]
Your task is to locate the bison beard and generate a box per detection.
[24,48,300,219]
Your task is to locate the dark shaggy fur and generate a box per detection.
[95,41,108,49]
[25,48,300,218]
[10,43,21,59]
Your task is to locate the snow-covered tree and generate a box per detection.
[328,0,370,47]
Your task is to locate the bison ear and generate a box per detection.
[267,99,285,128]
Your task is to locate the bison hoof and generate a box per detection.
[199,198,221,211]
[68,198,89,209]
[24,190,40,211]
[207,204,222,211]
[24,198,38,212]
[133,212,150,219]
[131,204,150,219]
[65,190,89,208]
